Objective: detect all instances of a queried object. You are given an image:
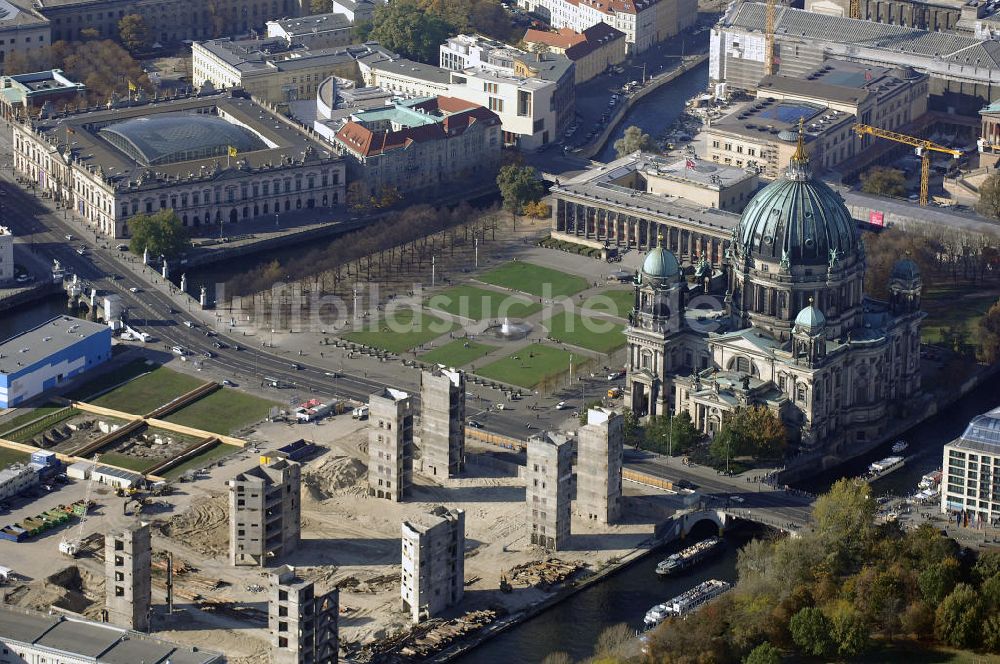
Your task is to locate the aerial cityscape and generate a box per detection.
[0,0,998,661]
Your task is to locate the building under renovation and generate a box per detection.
[228,459,302,566]
[269,565,339,664]
[420,368,466,478]
[400,506,465,622]
[576,408,624,524]
[526,432,574,551]
[368,388,414,501]
[105,522,152,632]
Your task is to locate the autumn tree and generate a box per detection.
[934,584,983,648]
[128,209,191,260]
[976,171,1000,220]
[862,229,938,300]
[48,40,148,105]
[860,166,907,198]
[118,14,151,52]
[614,125,653,158]
[709,405,786,462]
[496,164,543,229]
[978,298,1000,365]
[369,0,453,62]
[744,642,781,664]
[310,0,330,12]
[789,607,833,657]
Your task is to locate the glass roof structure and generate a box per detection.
[99,113,265,166]
[953,407,1000,454]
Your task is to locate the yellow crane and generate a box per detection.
[764,0,777,76]
[852,123,963,206]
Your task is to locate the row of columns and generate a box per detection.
[554,199,728,266]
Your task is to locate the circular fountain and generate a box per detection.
[487,317,533,341]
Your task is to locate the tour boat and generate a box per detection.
[655,537,724,577]
[643,579,732,627]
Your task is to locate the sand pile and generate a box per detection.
[303,456,367,502]
[7,566,103,618]
[155,493,228,557]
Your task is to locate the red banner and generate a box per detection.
[869,211,884,227]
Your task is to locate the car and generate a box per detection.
[203,351,214,358]
[675,479,697,490]
[607,371,625,381]
[324,371,340,378]
[171,345,187,355]
[204,330,217,337]
[233,344,242,351]
[467,419,484,429]
[65,234,74,241]
[213,341,227,349]
[729,496,745,504]
[290,363,301,370]
[183,321,195,328]
[76,247,86,255]
[556,401,569,410]
[222,379,234,386]
[116,244,129,251]
[129,287,141,293]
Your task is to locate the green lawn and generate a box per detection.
[477,343,588,389]
[0,447,29,467]
[852,640,1000,663]
[921,283,997,347]
[544,311,625,353]
[97,452,160,473]
[90,367,204,415]
[420,339,498,368]
[65,358,156,401]
[591,289,634,318]
[479,262,589,298]
[162,442,241,479]
[164,389,278,435]
[0,404,65,436]
[427,285,541,321]
[342,308,458,353]
[2,407,81,443]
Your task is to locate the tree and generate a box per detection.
[743,642,781,664]
[708,406,786,462]
[918,557,961,606]
[540,653,573,664]
[828,601,870,657]
[128,209,191,260]
[593,623,632,660]
[974,551,1000,584]
[900,600,935,639]
[984,613,1000,653]
[979,299,1000,365]
[646,410,700,455]
[118,14,150,52]
[813,478,876,546]
[934,584,982,648]
[496,164,542,229]
[976,171,1000,220]
[860,166,907,198]
[789,607,833,657]
[621,408,640,448]
[310,0,330,13]
[578,399,604,424]
[369,0,454,62]
[981,574,1000,613]
[614,125,653,158]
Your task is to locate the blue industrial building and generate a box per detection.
[0,316,112,408]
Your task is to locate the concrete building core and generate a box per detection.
[576,408,624,524]
[228,459,301,567]
[269,565,339,664]
[368,388,414,501]
[401,506,465,623]
[526,432,575,551]
[420,368,466,478]
[105,522,152,632]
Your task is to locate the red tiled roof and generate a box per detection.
[571,0,659,15]
[524,23,625,61]
[334,98,500,158]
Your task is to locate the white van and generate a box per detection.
[171,345,187,355]
[352,405,369,420]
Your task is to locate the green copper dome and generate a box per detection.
[890,258,920,282]
[794,302,826,332]
[734,129,858,267]
[641,233,680,282]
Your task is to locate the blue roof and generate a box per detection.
[794,304,826,331]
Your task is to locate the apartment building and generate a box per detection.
[400,506,465,622]
[0,0,50,75]
[105,522,152,632]
[326,96,501,202]
[518,0,695,54]
[228,459,302,567]
[522,23,626,84]
[269,565,339,664]
[266,12,354,50]
[368,387,414,501]
[526,431,574,551]
[941,406,1000,526]
[0,69,85,122]
[0,225,11,284]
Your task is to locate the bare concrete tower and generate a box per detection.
[105,522,152,631]
[368,388,413,501]
[269,565,339,664]
[576,407,624,524]
[400,506,465,623]
[229,459,301,566]
[420,368,466,478]
[526,432,574,551]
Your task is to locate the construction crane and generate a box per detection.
[59,455,99,557]
[849,0,862,19]
[852,123,963,206]
[764,0,777,76]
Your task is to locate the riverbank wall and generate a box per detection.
[580,53,709,161]
[0,282,61,314]
[777,363,1000,485]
